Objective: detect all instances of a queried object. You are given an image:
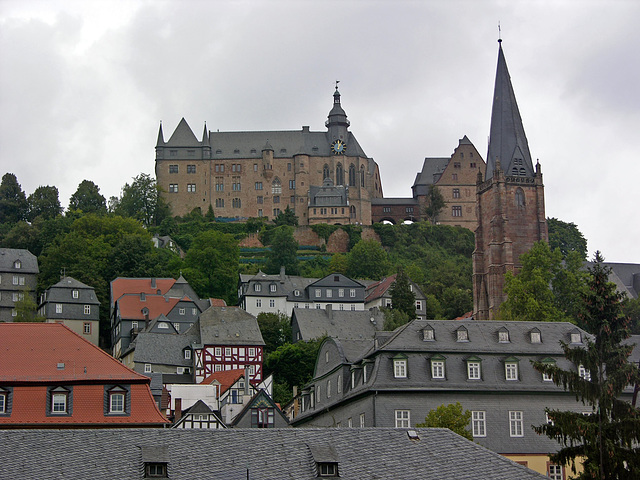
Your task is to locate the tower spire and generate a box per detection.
[485,40,534,180]
[156,121,165,146]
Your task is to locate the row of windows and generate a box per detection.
[322,163,366,187]
[168,184,197,193]
[422,325,583,345]
[315,288,357,299]
[168,164,197,173]
[54,304,92,315]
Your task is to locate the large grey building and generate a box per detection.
[0,248,38,323]
[38,276,101,345]
[290,319,639,477]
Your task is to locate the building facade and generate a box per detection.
[156,87,383,224]
[0,248,38,323]
[473,41,547,320]
[38,276,101,345]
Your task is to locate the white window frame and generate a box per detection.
[337,375,342,393]
[349,289,356,298]
[505,362,518,381]
[144,364,151,373]
[270,284,277,292]
[184,350,191,360]
[109,392,125,413]
[51,393,67,414]
[256,299,262,308]
[56,303,63,314]
[548,464,563,480]
[338,288,344,298]
[72,290,79,299]
[579,364,591,381]
[467,361,481,380]
[509,411,524,437]
[393,359,407,378]
[472,411,486,437]
[360,413,365,427]
[179,308,185,315]
[269,299,275,308]
[395,409,410,428]
[431,360,445,379]
[84,305,91,315]
[254,284,261,292]
[0,393,5,414]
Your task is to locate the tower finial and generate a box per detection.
[335,80,340,91]
[498,22,502,43]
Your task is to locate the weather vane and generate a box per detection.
[335,80,340,91]
[498,22,502,43]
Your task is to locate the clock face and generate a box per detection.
[331,139,346,155]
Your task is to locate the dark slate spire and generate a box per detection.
[156,122,165,147]
[485,41,534,180]
[166,118,200,146]
[201,122,208,143]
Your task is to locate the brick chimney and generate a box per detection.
[326,304,333,321]
[174,398,182,424]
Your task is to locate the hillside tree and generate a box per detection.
[416,402,473,441]
[0,173,28,224]
[390,267,416,318]
[424,186,445,224]
[68,180,107,215]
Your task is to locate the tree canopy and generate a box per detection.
[424,185,446,224]
[69,180,107,215]
[416,402,473,441]
[548,217,588,260]
[264,226,299,275]
[346,239,390,280]
[274,205,298,227]
[112,173,169,227]
[0,173,28,224]
[390,267,416,319]
[533,253,640,479]
[27,185,62,221]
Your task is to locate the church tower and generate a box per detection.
[473,40,548,320]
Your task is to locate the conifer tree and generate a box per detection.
[533,252,640,480]
[390,267,416,319]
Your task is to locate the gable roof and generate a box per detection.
[111,278,176,305]
[0,428,547,479]
[365,274,397,302]
[131,331,199,366]
[197,307,265,346]
[230,389,289,427]
[0,323,151,383]
[292,308,385,342]
[200,369,245,394]
[116,294,180,320]
[42,277,101,305]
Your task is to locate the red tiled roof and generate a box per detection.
[209,298,227,307]
[111,277,176,305]
[116,295,180,320]
[365,274,397,303]
[200,369,245,394]
[0,323,150,382]
[0,323,169,426]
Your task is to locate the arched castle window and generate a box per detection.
[350,205,356,219]
[336,163,344,186]
[515,187,525,208]
[323,164,330,180]
[348,164,356,186]
[511,158,526,176]
[360,165,365,187]
[272,178,282,194]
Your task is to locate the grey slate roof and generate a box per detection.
[0,248,38,273]
[42,276,100,305]
[485,42,535,180]
[586,261,640,299]
[0,428,547,480]
[132,331,198,366]
[197,307,265,346]
[292,308,385,342]
[412,157,450,196]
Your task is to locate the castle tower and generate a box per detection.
[473,40,548,320]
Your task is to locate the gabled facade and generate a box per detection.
[0,248,38,323]
[291,307,385,343]
[290,320,636,477]
[473,41,547,320]
[0,323,168,428]
[155,87,383,224]
[193,307,265,385]
[238,269,366,316]
[364,273,428,320]
[38,276,101,345]
[172,399,225,429]
[231,389,290,428]
[201,369,257,425]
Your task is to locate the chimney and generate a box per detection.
[280,266,286,283]
[151,278,156,288]
[244,366,251,395]
[293,386,299,418]
[326,304,333,321]
[174,398,182,424]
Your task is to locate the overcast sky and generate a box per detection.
[1,0,638,263]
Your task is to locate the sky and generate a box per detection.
[1,0,638,263]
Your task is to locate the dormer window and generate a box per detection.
[294,289,300,296]
[504,357,519,381]
[72,290,79,299]
[431,355,446,379]
[49,386,71,415]
[184,349,191,360]
[145,463,167,478]
[570,330,582,344]
[254,284,261,292]
[540,358,555,381]
[456,327,469,342]
[530,328,542,343]
[270,284,277,292]
[498,328,510,343]
[158,322,169,329]
[422,325,435,341]
[466,357,482,380]
[318,463,338,477]
[393,354,408,378]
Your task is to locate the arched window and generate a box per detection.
[272,178,282,194]
[348,164,356,186]
[515,188,525,208]
[350,205,356,219]
[360,165,365,187]
[323,164,330,180]
[336,163,344,186]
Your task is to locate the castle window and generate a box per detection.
[336,163,344,185]
[515,188,525,207]
[349,164,356,186]
[232,198,241,208]
[169,184,178,193]
[13,260,21,269]
[452,206,462,217]
[453,188,460,198]
[187,164,196,173]
[273,208,281,216]
[289,180,295,189]
[470,162,476,168]
[215,198,224,208]
[454,162,461,169]
[456,327,469,342]
[255,182,263,190]
[257,196,263,204]
[72,290,79,299]
[383,207,390,213]
[423,325,434,341]
[467,359,482,380]
[272,178,282,194]
[530,328,542,343]
[215,177,224,191]
[187,184,196,192]
[169,165,178,173]
[323,164,330,180]
[452,173,458,181]
[287,162,292,171]
[393,355,408,378]
[498,328,510,343]
[360,165,365,187]
[273,196,280,203]
[505,357,519,380]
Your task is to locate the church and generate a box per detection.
[155,87,383,225]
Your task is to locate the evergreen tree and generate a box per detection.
[346,239,390,280]
[274,205,298,227]
[0,173,28,224]
[533,252,640,480]
[114,173,166,227]
[390,267,416,319]
[265,226,299,275]
[13,290,45,322]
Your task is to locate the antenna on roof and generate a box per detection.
[498,22,502,43]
